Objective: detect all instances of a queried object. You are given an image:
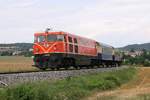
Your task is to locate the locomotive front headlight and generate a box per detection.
[44,43,49,48]
[46,44,49,47]
[53,45,57,50]
[35,48,39,52]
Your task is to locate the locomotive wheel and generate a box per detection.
[75,66,80,70]
[65,66,69,70]
[42,62,48,69]
[39,68,47,70]
[57,68,60,70]
[38,62,47,70]
[86,65,91,69]
[51,68,55,70]
[56,67,60,70]
[62,58,68,69]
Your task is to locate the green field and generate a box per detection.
[0,67,136,100]
[0,56,38,73]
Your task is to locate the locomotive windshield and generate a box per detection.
[47,35,64,42]
[35,34,64,43]
[37,35,45,42]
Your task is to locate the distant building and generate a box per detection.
[0,46,17,52]
[124,50,144,58]
[0,46,22,56]
[29,48,33,52]
[12,51,22,56]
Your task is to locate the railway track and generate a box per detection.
[0,66,128,87]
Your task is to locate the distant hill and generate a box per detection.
[119,43,150,51]
[0,43,33,51]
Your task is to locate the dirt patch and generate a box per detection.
[87,67,150,100]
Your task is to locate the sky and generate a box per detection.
[0,0,150,47]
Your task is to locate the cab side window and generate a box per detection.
[64,36,67,42]
[69,44,73,52]
[75,45,78,53]
[68,36,72,43]
[74,38,78,44]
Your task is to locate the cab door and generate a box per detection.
[68,36,73,53]
[64,35,68,53]
[73,38,78,53]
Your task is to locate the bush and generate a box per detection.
[143,60,150,67]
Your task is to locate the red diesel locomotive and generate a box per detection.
[33,30,122,70]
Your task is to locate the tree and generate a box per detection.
[130,49,135,53]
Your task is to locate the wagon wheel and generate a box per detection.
[62,58,69,69]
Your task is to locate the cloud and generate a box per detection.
[62,0,150,47]
[0,0,150,47]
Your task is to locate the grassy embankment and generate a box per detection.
[0,56,38,73]
[96,94,150,100]
[0,67,137,100]
[90,67,150,100]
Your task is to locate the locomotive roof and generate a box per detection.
[67,32,96,42]
[34,31,114,48]
[34,31,96,42]
[98,42,114,48]
[34,31,65,36]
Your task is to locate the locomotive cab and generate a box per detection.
[33,32,66,69]
[33,32,65,54]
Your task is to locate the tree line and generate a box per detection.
[0,51,33,57]
[123,49,150,66]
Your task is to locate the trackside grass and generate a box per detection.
[0,67,137,100]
